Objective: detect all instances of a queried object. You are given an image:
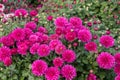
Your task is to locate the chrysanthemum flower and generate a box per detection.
[30,43,39,55]
[3,57,12,66]
[85,42,97,52]
[29,34,39,42]
[114,64,120,75]
[100,35,114,48]
[62,50,76,63]
[0,46,11,61]
[31,60,48,76]
[115,75,120,80]
[114,52,120,64]
[78,30,92,42]
[37,44,50,57]
[65,31,76,42]
[30,10,38,17]
[69,17,82,28]
[53,57,63,67]
[49,40,62,50]
[86,73,97,80]
[25,21,37,30]
[97,52,115,69]
[55,44,66,55]
[45,67,60,80]
[14,9,28,17]
[11,28,25,41]
[54,17,68,27]
[61,65,76,80]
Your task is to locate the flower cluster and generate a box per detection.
[0,16,117,80]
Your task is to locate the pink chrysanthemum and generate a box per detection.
[25,21,37,30]
[41,34,49,43]
[30,10,38,17]
[0,46,11,61]
[47,15,53,21]
[37,44,50,57]
[69,17,82,28]
[45,67,60,80]
[53,57,64,67]
[78,30,92,42]
[11,48,17,55]
[17,42,28,55]
[30,43,39,55]
[49,34,59,40]
[85,42,97,52]
[55,27,64,35]
[61,65,76,80]
[54,17,68,27]
[114,64,120,75]
[24,28,33,39]
[49,40,62,50]
[100,35,114,48]
[65,31,76,42]
[55,44,66,55]
[0,35,14,46]
[86,73,97,80]
[0,4,5,12]
[14,9,28,17]
[38,26,47,34]
[115,75,120,80]
[3,57,12,66]
[31,60,48,76]
[11,28,25,41]
[114,52,120,64]
[29,34,39,42]
[62,50,76,63]
[97,52,115,69]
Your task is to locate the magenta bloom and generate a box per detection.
[54,17,68,27]
[62,50,76,63]
[100,35,114,48]
[65,31,76,42]
[17,42,28,55]
[31,60,48,76]
[3,57,12,66]
[24,28,33,39]
[97,52,115,69]
[14,9,28,17]
[61,65,76,80]
[49,40,62,50]
[30,10,38,17]
[78,30,92,42]
[114,64,120,75]
[0,46,11,61]
[86,73,97,80]
[114,52,120,64]
[37,44,50,57]
[11,48,17,55]
[0,35,14,46]
[55,44,66,55]
[29,34,38,42]
[70,17,82,28]
[11,28,25,41]
[30,43,39,55]
[45,67,60,80]
[38,26,47,33]
[55,27,63,35]
[85,42,97,52]
[47,15,53,21]
[115,75,120,80]
[49,34,59,40]
[53,57,63,67]
[25,21,37,30]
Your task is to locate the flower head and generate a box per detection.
[47,15,53,21]
[65,31,76,42]
[115,75,120,80]
[25,21,37,30]
[30,10,38,17]
[49,40,62,50]
[114,52,120,64]
[55,44,66,55]
[53,57,63,67]
[114,64,120,75]
[37,44,50,57]
[30,43,39,55]
[11,28,25,41]
[78,30,92,42]
[100,35,114,48]
[62,50,76,63]
[61,65,76,80]
[70,17,82,28]
[31,60,48,76]
[3,57,12,66]
[97,52,115,69]
[54,17,68,27]
[15,9,28,17]
[85,42,97,52]
[86,73,97,80]
[45,67,60,80]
